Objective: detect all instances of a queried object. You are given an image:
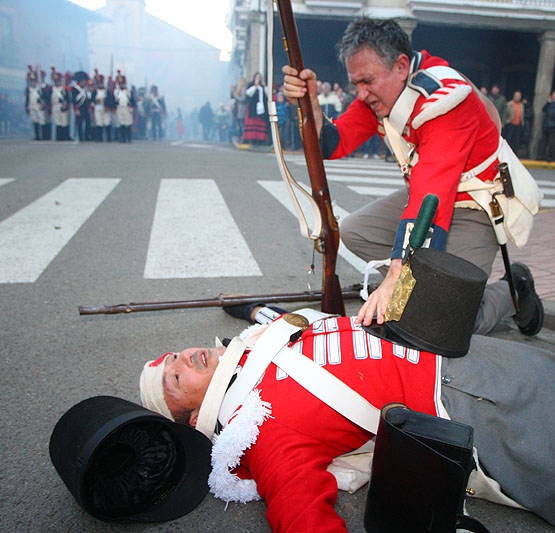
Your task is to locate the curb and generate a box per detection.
[232,141,274,153]
[544,300,555,331]
[521,159,555,170]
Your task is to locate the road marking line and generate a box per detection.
[144,179,262,278]
[0,178,15,188]
[0,178,120,283]
[258,180,367,273]
[347,185,399,196]
[326,170,400,179]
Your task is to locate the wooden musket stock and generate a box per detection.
[275,0,345,315]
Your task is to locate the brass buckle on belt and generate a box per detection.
[282,313,310,330]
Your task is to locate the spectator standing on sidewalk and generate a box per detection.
[487,83,507,123]
[199,101,214,141]
[503,90,525,155]
[275,91,289,148]
[244,72,270,146]
[231,77,247,142]
[214,103,231,143]
[318,81,342,120]
[539,90,555,161]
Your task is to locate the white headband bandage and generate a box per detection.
[140,352,174,421]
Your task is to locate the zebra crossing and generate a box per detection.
[0,178,120,283]
[1,157,554,284]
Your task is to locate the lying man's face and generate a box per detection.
[163,346,226,425]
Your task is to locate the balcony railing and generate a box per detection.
[441,0,555,5]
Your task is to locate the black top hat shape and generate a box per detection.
[73,71,89,83]
[49,396,212,522]
[365,248,488,358]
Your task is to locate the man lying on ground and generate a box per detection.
[140,289,554,532]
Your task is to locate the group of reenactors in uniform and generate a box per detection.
[24,65,166,143]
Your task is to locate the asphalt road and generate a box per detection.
[0,138,553,532]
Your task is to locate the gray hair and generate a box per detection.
[336,18,412,69]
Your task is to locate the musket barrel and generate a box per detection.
[78,286,366,315]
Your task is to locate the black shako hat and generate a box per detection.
[365,248,488,358]
[49,395,212,523]
[73,70,89,83]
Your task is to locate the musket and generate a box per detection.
[274,0,345,315]
[78,285,368,315]
[78,2,363,318]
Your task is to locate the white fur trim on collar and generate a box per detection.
[208,389,272,503]
[239,323,269,345]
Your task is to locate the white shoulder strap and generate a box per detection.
[199,310,332,438]
[388,87,420,134]
[383,117,412,169]
[383,83,420,169]
[384,65,466,170]
[218,315,307,424]
[219,310,380,434]
[273,347,380,433]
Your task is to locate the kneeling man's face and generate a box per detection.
[163,346,226,424]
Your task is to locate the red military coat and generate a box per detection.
[209,316,442,532]
[327,51,500,258]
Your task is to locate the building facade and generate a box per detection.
[0,0,229,137]
[87,0,228,116]
[228,0,555,158]
[0,0,102,94]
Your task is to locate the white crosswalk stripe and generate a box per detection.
[0,178,15,188]
[144,179,262,278]
[259,180,367,273]
[534,180,555,208]
[347,185,398,196]
[0,178,120,283]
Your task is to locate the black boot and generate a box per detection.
[508,263,544,336]
[33,123,41,140]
